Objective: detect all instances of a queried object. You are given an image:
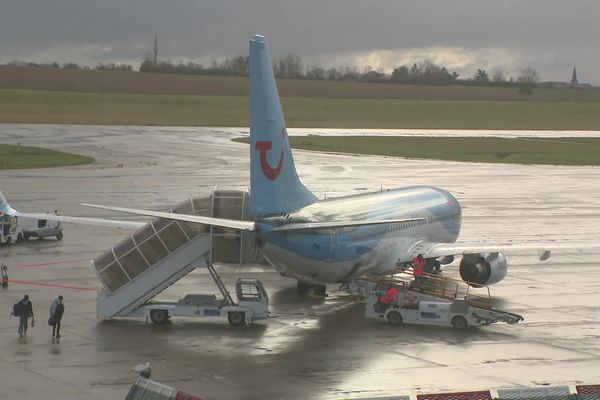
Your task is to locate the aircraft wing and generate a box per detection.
[414,241,597,261]
[83,203,256,231]
[271,218,425,232]
[0,192,144,229]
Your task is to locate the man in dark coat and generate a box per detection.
[16,294,34,338]
[49,295,64,338]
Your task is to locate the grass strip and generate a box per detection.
[2,89,600,130]
[0,144,94,169]
[235,136,600,165]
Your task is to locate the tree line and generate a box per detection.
[6,54,542,88]
[138,52,541,87]
[6,60,133,72]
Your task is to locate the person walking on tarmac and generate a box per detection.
[412,254,426,287]
[49,295,64,338]
[14,294,34,338]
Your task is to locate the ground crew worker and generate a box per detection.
[379,286,398,305]
[412,254,426,286]
[375,285,398,312]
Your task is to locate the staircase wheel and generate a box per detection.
[452,315,468,330]
[150,309,169,324]
[228,311,246,326]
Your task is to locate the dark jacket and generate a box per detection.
[53,303,64,320]
[21,300,34,318]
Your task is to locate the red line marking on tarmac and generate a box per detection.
[3,280,99,291]
[15,259,90,269]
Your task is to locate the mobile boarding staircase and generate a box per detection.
[93,189,255,319]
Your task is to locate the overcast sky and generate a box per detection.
[2,0,599,84]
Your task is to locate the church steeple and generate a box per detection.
[571,67,578,84]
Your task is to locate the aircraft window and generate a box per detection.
[158,222,189,252]
[98,262,130,292]
[138,235,169,265]
[118,248,150,279]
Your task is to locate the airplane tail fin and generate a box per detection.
[0,191,17,217]
[249,35,317,217]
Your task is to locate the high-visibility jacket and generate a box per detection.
[379,287,398,305]
[412,257,425,277]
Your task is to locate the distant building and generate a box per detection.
[540,67,593,89]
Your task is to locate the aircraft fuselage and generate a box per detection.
[256,186,462,284]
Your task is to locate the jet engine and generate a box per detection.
[459,252,508,286]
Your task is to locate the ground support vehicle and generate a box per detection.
[0,215,23,245]
[138,264,269,326]
[363,270,523,329]
[22,216,63,240]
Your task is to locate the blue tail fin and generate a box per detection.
[249,35,317,217]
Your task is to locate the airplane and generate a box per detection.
[0,35,576,296]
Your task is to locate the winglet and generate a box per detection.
[249,34,317,217]
[0,192,18,217]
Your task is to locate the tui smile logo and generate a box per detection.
[255,141,284,180]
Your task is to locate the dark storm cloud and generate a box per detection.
[1,0,599,83]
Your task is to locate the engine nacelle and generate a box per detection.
[459,252,508,286]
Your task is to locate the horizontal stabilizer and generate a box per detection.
[83,203,256,231]
[271,218,425,232]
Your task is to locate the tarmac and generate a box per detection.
[0,124,599,400]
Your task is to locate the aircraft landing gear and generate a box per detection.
[297,280,327,297]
